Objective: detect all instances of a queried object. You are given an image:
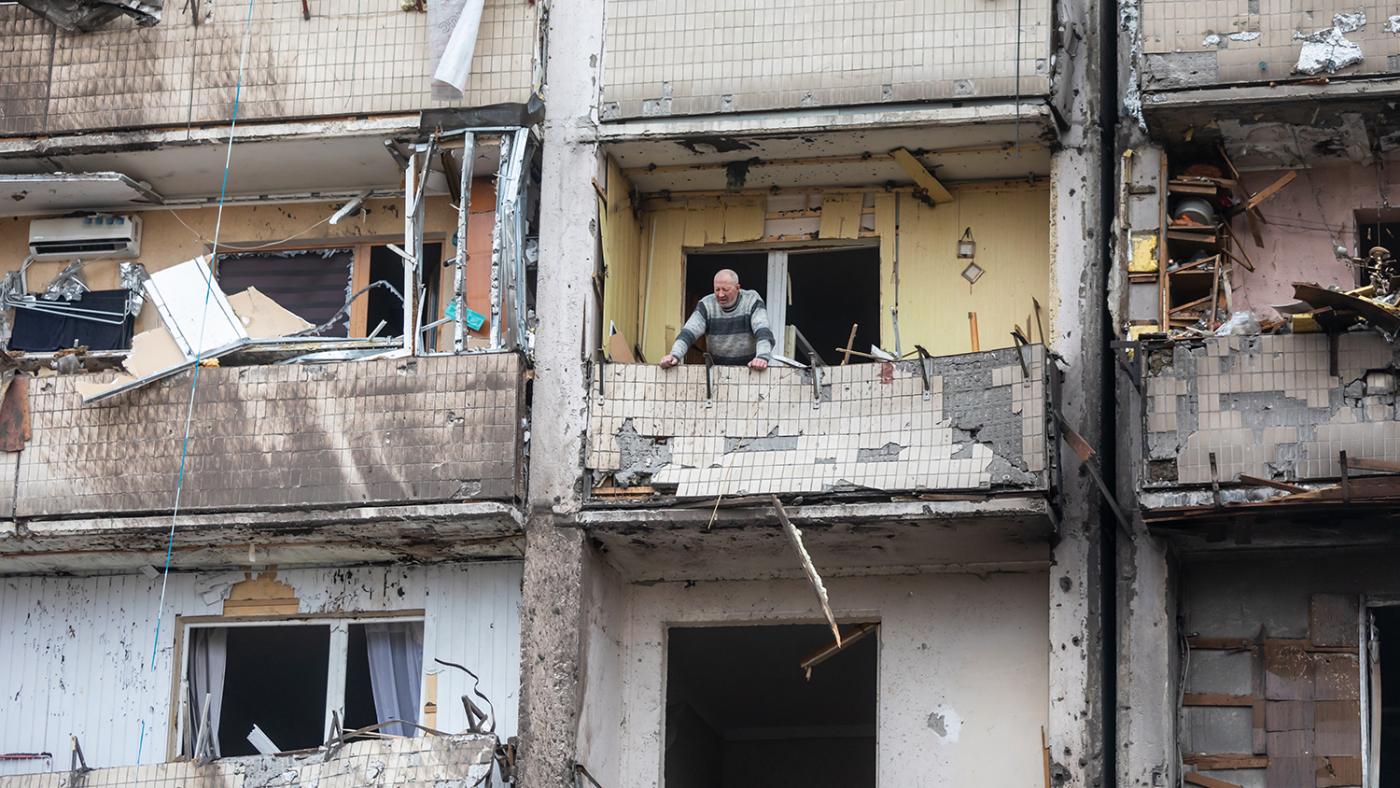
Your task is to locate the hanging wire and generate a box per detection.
[165,207,334,251]
[136,0,259,765]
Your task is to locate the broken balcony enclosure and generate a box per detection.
[598,0,1051,118]
[586,345,1054,504]
[1134,332,1400,542]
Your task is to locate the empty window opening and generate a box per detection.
[783,248,881,366]
[664,624,877,788]
[184,619,424,760]
[683,252,768,365]
[216,624,335,756]
[1375,606,1400,785]
[1359,220,1400,289]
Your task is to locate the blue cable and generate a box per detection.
[137,0,257,764]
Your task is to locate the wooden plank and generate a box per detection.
[1238,474,1307,493]
[1264,640,1315,701]
[1183,755,1268,770]
[1312,595,1361,649]
[1265,700,1314,732]
[348,242,371,337]
[591,485,657,497]
[1183,693,1256,707]
[1344,456,1400,474]
[968,313,979,352]
[1314,700,1362,756]
[1183,773,1243,788]
[889,147,954,204]
[1187,637,1257,651]
[1246,170,1298,211]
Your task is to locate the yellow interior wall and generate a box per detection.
[628,183,1052,361]
[0,195,464,333]
[599,160,644,348]
[876,183,1052,356]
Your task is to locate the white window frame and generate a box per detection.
[172,613,425,760]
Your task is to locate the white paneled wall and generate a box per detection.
[0,562,522,775]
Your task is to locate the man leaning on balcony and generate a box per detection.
[659,268,774,370]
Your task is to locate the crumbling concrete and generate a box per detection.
[586,348,1051,498]
[1141,333,1400,488]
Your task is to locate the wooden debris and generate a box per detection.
[1184,773,1243,788]
[771,495,841,646]
[890,147,954,204]
[968,312,980,351]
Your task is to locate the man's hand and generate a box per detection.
[748,357,769,371]
[659,354,680,368]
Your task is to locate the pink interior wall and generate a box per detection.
[1227,162,1400,319]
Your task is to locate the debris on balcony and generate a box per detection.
[15,0,161,32]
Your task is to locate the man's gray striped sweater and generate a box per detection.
[670,289,775,365]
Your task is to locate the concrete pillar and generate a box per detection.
[1047,0,1109,783]
[516,0,606,783]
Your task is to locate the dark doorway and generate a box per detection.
[683,252,768,364]
[367,242,443,340]
[786,247,881,365]
[1377,606,1400,785]
[217,625,331,756]
[664,624,877,788]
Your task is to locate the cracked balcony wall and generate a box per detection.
[0,0,536,135]
[0,562,522,776]
[599,0,1052,118]
[1140,1,1400,89]
[0,352,523,518]
[1142,333,1400,489]
[586,347,1049,499]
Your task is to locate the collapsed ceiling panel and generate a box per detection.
[0,172,163,217]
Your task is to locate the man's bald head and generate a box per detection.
[712,268,741,307]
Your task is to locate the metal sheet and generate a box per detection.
[144,256,248,358]
[0,173,162,217]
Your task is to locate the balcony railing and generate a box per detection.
[585,346,1054,504]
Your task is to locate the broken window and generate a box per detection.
[214,243,444,340]
[685,245,881,365]
[182,619,424,759]
[1371,605,1400,785]
[664,624,877,788]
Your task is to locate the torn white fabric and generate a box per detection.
[186,627,228,760]
[431,0,486,101]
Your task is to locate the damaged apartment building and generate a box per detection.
[0,0,540,784]
[0,0,1115,786]
[1115,1,1400,787]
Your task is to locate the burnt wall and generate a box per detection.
[4,352,523,517]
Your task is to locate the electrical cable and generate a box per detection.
[136,0,258,765]
[164,207,334,251]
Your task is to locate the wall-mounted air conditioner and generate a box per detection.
[28,214,142,260]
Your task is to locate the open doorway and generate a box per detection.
[683,252,768,365]
[664,624,877,788]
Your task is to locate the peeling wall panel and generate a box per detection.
[1142,333,1400,486]
[11,352,523,517]
[0,562,522,774]
[587,347,1050,498]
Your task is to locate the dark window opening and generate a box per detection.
[786,248,881,366]
[216,249,354,337]
[665,624,877,788]
[8,289,135,352]
[1377,606,1400,786]
[217,625,334,756]
[343,624,379,733]
[683,252,768,365]
[1359,221,1400,289]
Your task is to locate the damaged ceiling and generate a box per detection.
[603,116,1055,192]
[0,126,495,208]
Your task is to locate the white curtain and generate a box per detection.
[364,622,424,737]
[185,627,228,758]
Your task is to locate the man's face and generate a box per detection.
[713,275,739,307]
